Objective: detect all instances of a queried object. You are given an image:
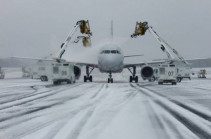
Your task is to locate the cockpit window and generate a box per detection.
[105,50,110,54]
[101,50,121,54]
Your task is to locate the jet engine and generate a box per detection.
[74,66,81,80]
[141,66,154,80]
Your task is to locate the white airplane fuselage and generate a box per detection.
[98,44,124,73]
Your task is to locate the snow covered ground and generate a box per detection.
[0,70,211,139]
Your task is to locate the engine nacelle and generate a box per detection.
[74,66,81,80]
[141,66,154,80]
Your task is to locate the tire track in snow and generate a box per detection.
[143,99,171,139]
[0,83,102,138]
[0,87,38,104]
[40,84,106,139]
[0,84,84,123]
[0,83,83,111]
[11,105,92,139]
[161,116,186,139]
[67,84,139,139]
[132,83,211,139]
[137,84,211,122]
[66,84,108,139]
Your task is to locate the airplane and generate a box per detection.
[76,42,157,83]
[56,20,159,83]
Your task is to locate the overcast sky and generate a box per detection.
[0,0,211,63]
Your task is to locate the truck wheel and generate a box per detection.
[67,77,72,84]
[172,82,177,85]
[158,82,163,85]
[177,77,181,83]
[73,77,76,83]
[44,76,48,81]
[53,81,58,85]
[40,76,44,81]
[41,76,48,82]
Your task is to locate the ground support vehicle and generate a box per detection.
[0,67,4,79]
[32,60,77,85]
[51,62,76,85]
[197,69,206,78]
[157,64,177,85]
[176,66,191,82]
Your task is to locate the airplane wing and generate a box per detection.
[10,56,55,62]
[8,57,99,68]
[75,62,98,68]
[123,60,168,68]
[124,54,144,58]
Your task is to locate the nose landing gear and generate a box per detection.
[108,72,113,83]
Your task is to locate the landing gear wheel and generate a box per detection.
[84,76,87,82]
[108,72,113,83]
[129,76,132,82]
[111,78,113,83]
[127,66,137,83]
[135,76,138,83]
[108,78,113,83]
[84,76,92,82]
[90,76,92,82]
[129,76,138,83]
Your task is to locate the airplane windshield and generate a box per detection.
[101,50,121,54]
[105,50,110,54]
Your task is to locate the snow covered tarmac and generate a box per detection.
[0,78,211,139]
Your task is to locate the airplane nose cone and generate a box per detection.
[98,54,123,71]
[104,56,117,66]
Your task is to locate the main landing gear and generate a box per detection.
[84,66,94,82]
[108,72,113,83]
[128,66,138,83]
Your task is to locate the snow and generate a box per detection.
[0,69,211,139]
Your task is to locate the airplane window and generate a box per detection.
[105,50,110,54]
[111,50,117,54]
